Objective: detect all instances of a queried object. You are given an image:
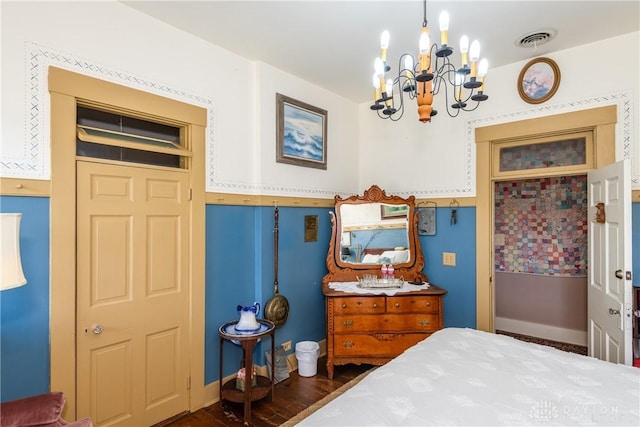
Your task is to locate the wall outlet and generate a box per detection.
[282,340,292,352]
[442,252,456,266]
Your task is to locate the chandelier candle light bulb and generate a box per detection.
[404,56,414,80]
[439,11,449,45]
[385,78,394,111]
[472,58,489,101]
[380,30,390,67]
[455,73,464,104]
[469,40,481,78]
[459,35,469,70]
[418,28,431,75]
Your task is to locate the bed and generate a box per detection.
[361,248,410,264]
[298,328,640,426]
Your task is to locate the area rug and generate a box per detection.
[496,330,587,355]
[281,368,376,426]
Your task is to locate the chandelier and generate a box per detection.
[370,0,489,122]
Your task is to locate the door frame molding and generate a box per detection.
[48,67,207,419]
[474,105,617,332]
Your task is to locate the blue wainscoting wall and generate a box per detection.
[0,196,50,402]
[421,206,477,328]
[205,205,331,383]
[0,196,638,402]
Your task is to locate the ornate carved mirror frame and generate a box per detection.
[323,185,427,284]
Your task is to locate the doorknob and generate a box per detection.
[92,324,104,334]
[614,270,632,280]
[608,308,620,316]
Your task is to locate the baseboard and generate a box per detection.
[201,338,327,407]
[495,317,587,346]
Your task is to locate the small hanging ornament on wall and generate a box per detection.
[450,199,459,225]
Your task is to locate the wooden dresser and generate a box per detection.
[321,185,446,379]
[322,282,447,379]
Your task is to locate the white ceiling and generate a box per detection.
[121,1,640,104]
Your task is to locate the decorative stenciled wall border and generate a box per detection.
[467,89,636,187]
[4,43,218,183]
[4,44,636,198]
[5,43,340,198]
[396,89,636,199]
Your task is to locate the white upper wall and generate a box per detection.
[1,2,638,198]
[359,32,640,197]
[0,0,359,198]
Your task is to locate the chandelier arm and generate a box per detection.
[392,76,404,112]
[429,43,440,60]
[431,61,454,95]
[443,66,459,87]
[440,76,462,117]
[460,101,481,112]
[398,52,417,97]
[436,79,462,118]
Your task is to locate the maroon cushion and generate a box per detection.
[0,392,65,427]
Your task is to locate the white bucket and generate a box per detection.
[295,341,320,377]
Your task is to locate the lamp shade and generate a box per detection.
[1,213,27,290]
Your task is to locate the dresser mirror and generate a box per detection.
[324,185,427,283]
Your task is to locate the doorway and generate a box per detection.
[474,105,617,333]
[493,174,588,346]
[76,160,191,425]
[48,67,207,421]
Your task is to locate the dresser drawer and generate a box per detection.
[332,296,386,315]
[386,295,439,314]
[334,314,440,333]
[333,333,430,357]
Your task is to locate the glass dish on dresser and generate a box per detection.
[357,274,404,289]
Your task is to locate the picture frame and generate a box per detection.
[276,93,327,170]
[517,57,561,104]
[304,215,318,242]
[340,231,351,247]
[380,204,409,220]
[417,202,437,236]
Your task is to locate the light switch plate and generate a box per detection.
[443,252,456,266]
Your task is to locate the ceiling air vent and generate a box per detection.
[516,28,557,48]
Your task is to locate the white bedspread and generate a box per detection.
[299,328,640,426]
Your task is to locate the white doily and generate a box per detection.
[328,281,430,296]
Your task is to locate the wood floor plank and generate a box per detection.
[157,333,580,426]
[157,357,372,427]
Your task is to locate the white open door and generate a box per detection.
[587,159,633,365]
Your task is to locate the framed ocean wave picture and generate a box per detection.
[276,93,327,170]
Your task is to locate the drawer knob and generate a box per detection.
[342,303,347,308]
[373,303,378,308]
[425,302,431,307]
[419,319,430,326]
[343,320,354,327]
[343,341,354,348]
[395,302,400,308]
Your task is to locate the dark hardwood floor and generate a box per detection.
[157,332,585,426]
[158,357,372,427]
